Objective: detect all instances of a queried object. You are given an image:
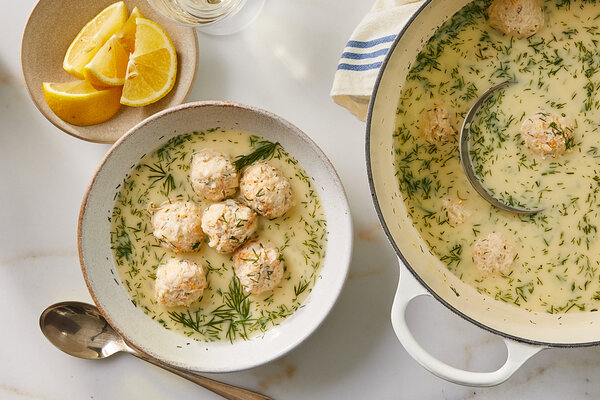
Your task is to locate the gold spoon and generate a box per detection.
[39,301,272,400]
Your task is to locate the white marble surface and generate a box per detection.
[3,1,600,399]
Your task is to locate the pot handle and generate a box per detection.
[391,260,544,387]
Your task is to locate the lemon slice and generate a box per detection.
[83,7,143,88]
[120,17,177,107]
[42,80,122,126]
[63,2,128,80]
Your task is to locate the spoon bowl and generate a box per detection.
[40,301,126,360]
[39,301,272,400]
[459,80,544,215]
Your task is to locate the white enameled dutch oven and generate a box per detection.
[367,0,600,387]
[79,101,352,373]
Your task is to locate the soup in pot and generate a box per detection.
[394,0,600,313]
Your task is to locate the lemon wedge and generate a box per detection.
[116,6,143,54]
[83,7,143,88]
[120,17,177,107]
[42,81,122,126]
[63,2,128,80]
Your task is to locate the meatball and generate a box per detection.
[488,0,544,38]
[154,258,207,307]
[151,200,204,253]
[233,241,284,295]
[240,162,294,219]
[442,197,470,226]
[201,199,258,254]
[520,111,574,158]
[472,232,516,275]
[421,105,456,145]
[190,149,239,202]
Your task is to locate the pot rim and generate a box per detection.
[365,0,600,348]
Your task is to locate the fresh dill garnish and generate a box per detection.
[440,244,463,267]
[168,309,223,341]
[111,216,133,262]
[212,276,253,342]
[168,275,253,343]
[234,140,281,171]
[144,162,176,196]
[293,279,310,300]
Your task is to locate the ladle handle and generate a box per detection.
[130,350,272,400]
[390,259,544,387]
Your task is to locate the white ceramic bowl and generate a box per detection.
[78,101,353,372]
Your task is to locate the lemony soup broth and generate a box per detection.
[395,0,600,313]
[111,129,327,342]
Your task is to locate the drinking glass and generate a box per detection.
[147,0,265,35]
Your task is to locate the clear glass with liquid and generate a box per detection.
[147,0,265,35]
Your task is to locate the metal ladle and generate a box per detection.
[39,301,272,400]
[459,80,544,215]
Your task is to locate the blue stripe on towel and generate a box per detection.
[346,34,396,49]
[337,61,383,71]
[341,48,389,60]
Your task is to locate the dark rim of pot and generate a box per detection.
[365,0,597,348]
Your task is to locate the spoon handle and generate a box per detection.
[132,352,272,400]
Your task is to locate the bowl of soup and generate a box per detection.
[78,101,352,372]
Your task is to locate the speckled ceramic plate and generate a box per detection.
[21,0,198,144]
[78,101,353,372]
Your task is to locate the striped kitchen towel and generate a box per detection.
[330,0,423,121]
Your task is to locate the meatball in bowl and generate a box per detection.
[78,101,352,373]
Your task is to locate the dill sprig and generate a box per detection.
[168,275,253,343]
[440,244,463,267]
[293,279,310,300]
[144,162,176,196]
[110,216,133,262]
[212,278,252,342]
[234,140,281,171]
[168,309,225,341]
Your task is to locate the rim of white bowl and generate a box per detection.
[78,101,354,372]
